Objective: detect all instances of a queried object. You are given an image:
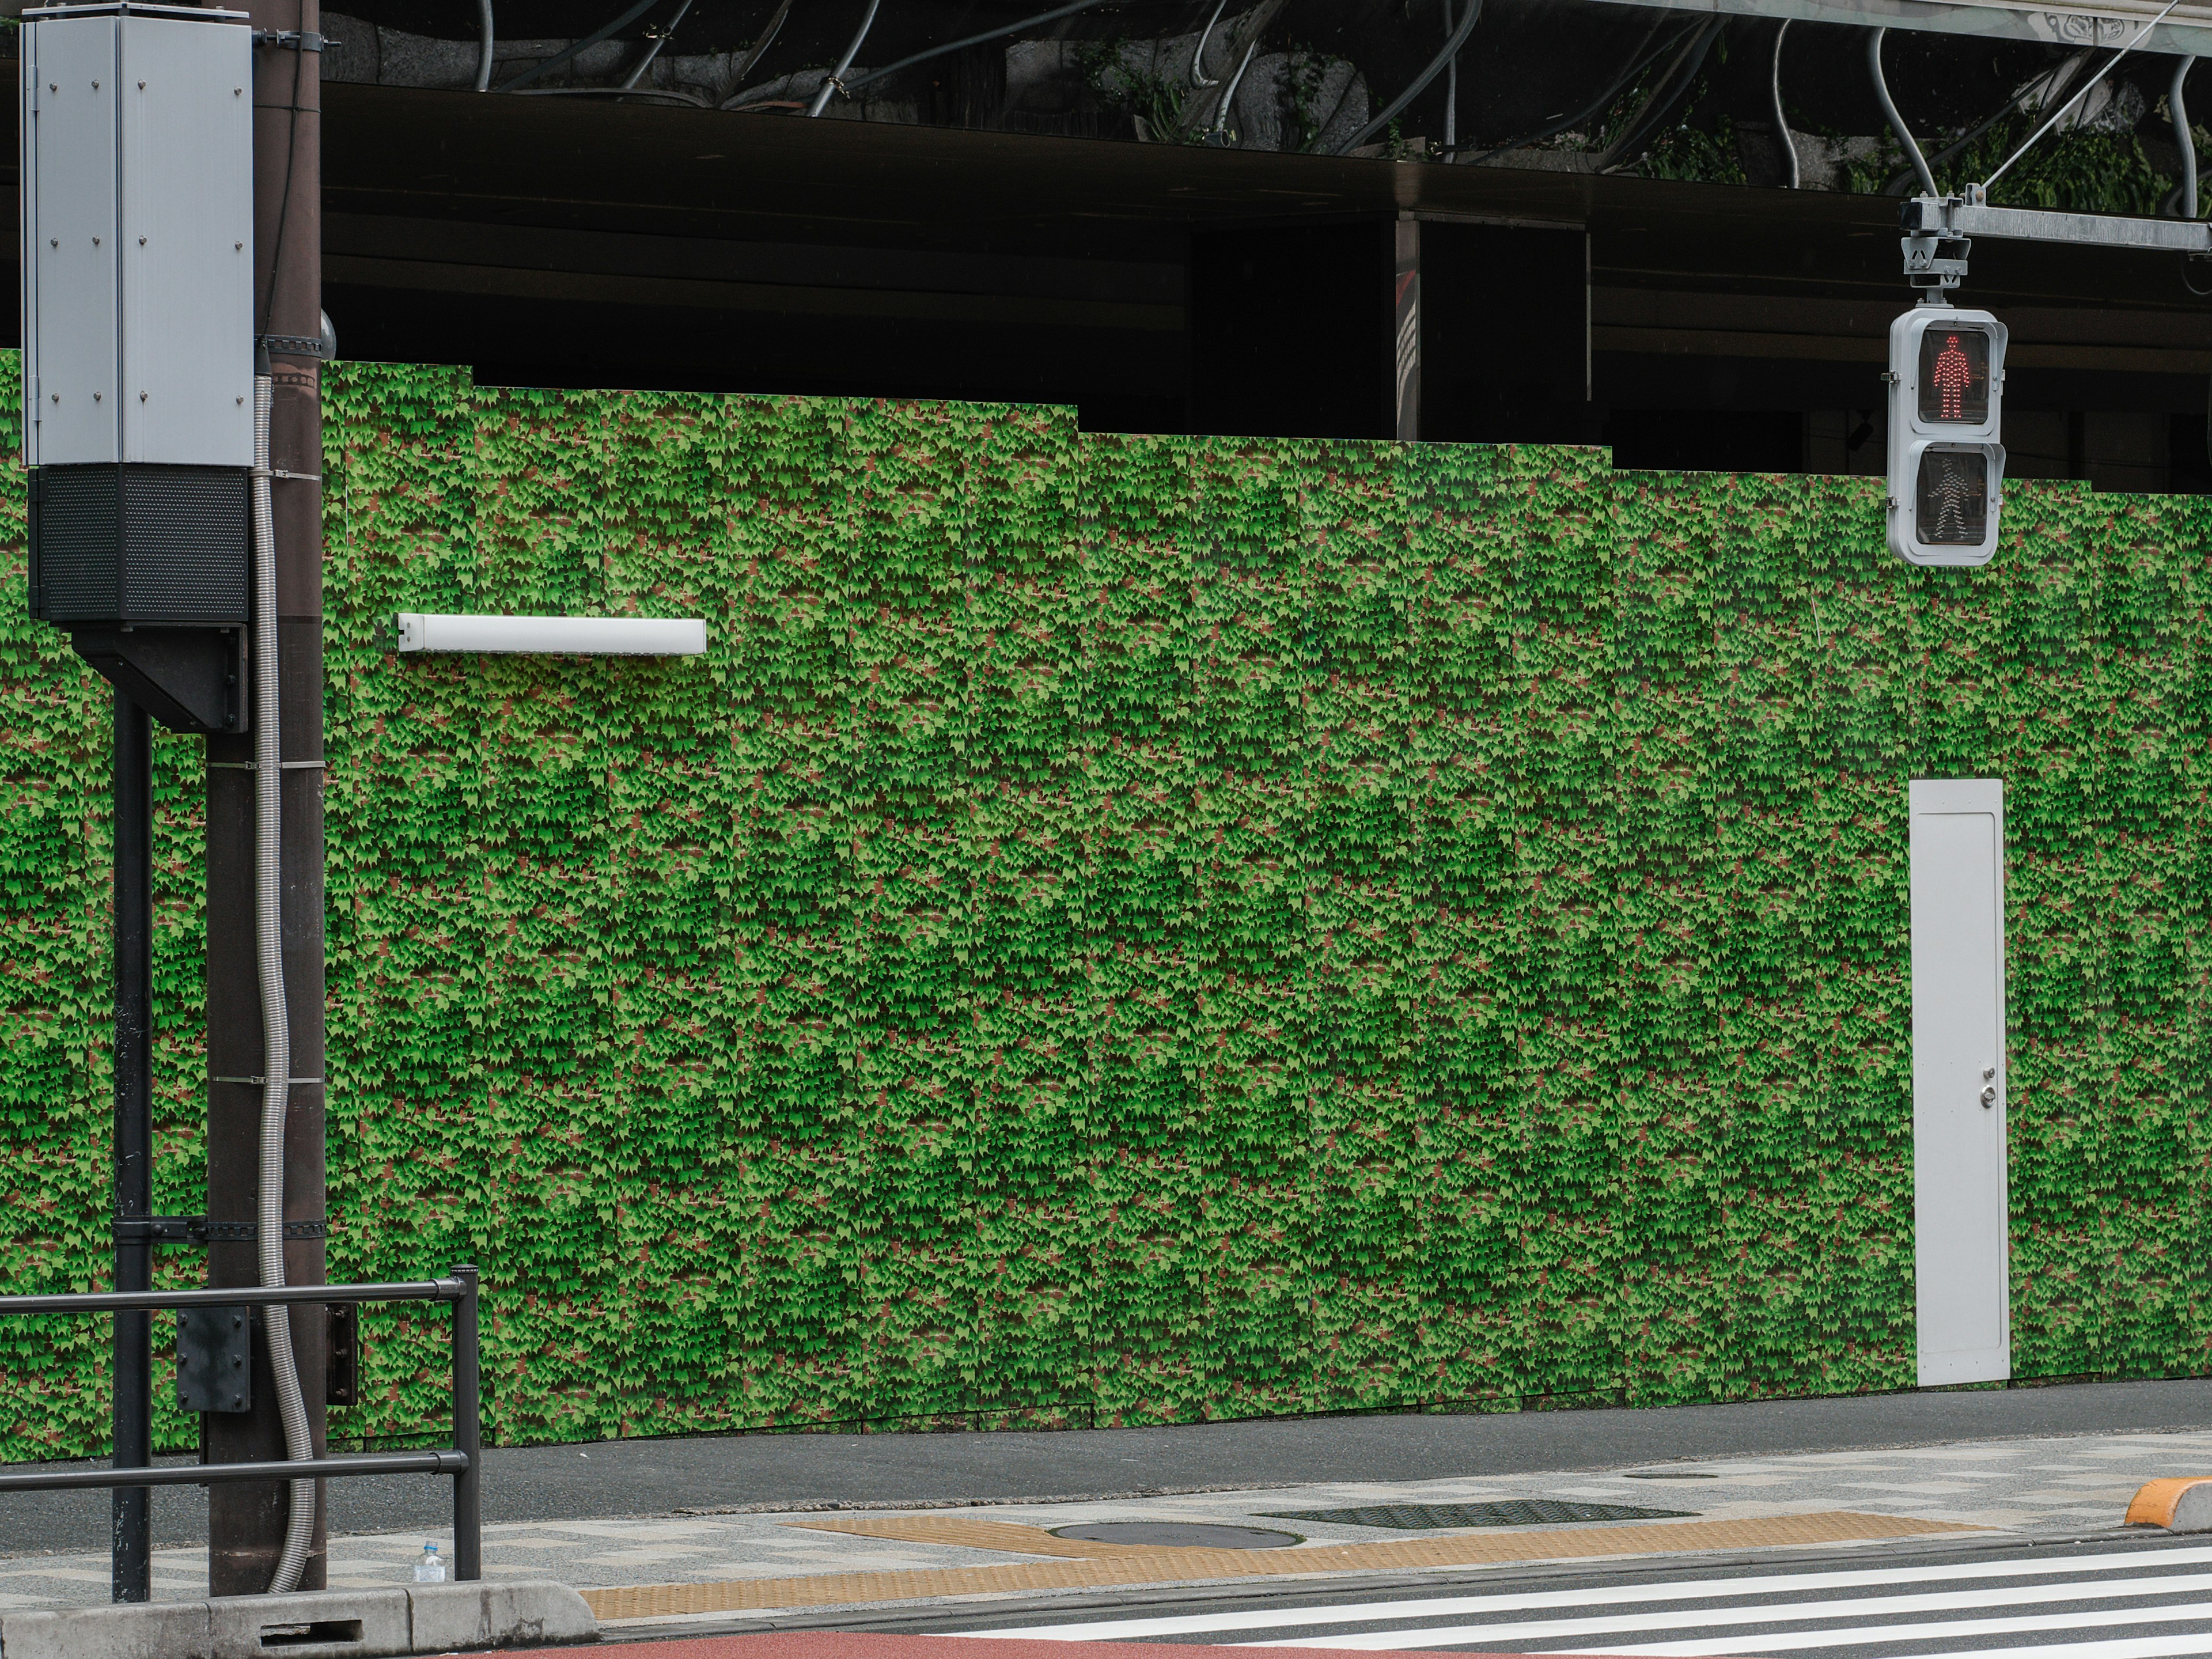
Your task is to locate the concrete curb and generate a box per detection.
[0,1580,594,1657]
[2127,1478,2212,1532]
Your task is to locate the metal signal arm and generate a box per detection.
[1903,194,2212,265]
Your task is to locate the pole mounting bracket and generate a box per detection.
[252,30,338,52]
[112,1215,331,1247]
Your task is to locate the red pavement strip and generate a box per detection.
[498,1633,1651,1659]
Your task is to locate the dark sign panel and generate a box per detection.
[1915,448,1990,546]
[1917,325,1992,425]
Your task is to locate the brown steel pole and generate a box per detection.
[204,0,327,1596]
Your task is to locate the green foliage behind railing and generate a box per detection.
[1,356,2207,1457]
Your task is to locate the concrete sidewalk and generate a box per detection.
[5,1376,2211,1558]
[0,1420,2206,1619]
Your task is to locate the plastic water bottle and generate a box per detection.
[414,1543,446,1584]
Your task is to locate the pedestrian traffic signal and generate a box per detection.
[1887,305,2007,566]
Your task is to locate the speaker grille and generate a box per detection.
[28,464,248,625]
[32,466,123,620]
[122,467,249,624]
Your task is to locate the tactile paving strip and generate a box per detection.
[1258,1501,1697,1529]
[582,1509,1987,1622]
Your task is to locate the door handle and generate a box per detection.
[1979,1085,1996,1107]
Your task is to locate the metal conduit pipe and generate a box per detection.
[249,365,315,1597]
[1208,34,1259,138]
[497,0,660,92]
[838,0,1116,100]
[1869,27,1938,199]
[1336,0,1484,153]
[807,0,882,115]
[475,0,494,90]
[1189,0,1226,89]
[1771,20,1797,188]
[1442,0,1459,152]
[623,0,693,89]
[716,0,793,105]
[2175,56,2200,219]
[1596,16,1722,169]
[1442,16,1671,161]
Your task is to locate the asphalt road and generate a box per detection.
[5,1374,2211,1556]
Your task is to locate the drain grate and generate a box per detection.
[1257,1499,1697,1530]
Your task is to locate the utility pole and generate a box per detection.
[204,0,327,1595]
[112,694,151,1604]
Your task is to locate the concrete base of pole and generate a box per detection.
[0,1580,594,1658]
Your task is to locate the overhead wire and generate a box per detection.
[1879,49,2092,196]
[1335,0,1484,154]
[1867,26,1937,198]
[1983,0,2184,187]
[807,0,883,115]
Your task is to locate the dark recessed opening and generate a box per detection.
[1261,1499,1697,1528]
[1052,1520,1303,1549]
[260,1620,365,1648]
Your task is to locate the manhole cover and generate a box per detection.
[1051,1521,1303,1549]
[1257,1500,1696,1529]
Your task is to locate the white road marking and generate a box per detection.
[1876,1639,2212,1659]
[1574,1601,2212,1656]
[1254,1572,2212,1650]
[955,1548,2212,1643]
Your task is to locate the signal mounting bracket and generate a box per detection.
[1900,192,2212,296]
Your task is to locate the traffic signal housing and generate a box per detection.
[1887,305,2007,567]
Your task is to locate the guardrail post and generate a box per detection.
[451,1264,482,1581]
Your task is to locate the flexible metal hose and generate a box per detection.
[475,0,494,91]
[2174,56,2199,220]
[806,0,881,116]
[251,371,315,1596]
[1868,28,1937,199]
[1771,20,1797,188]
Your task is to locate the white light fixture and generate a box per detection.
[394,613,709,656]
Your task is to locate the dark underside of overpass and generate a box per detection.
[9,77,2208,489]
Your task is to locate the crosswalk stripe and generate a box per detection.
[1249,1573,2212,1651]
[1572,1600,2212,1657]
[956,1548,2212,1643]
[1883,1639,2212,1659]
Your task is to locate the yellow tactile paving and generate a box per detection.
[584,1509,1988,1622]
[785,1515,1181,1558]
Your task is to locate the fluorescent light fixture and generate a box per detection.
[394,613,709,656]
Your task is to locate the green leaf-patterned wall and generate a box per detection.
[1,357,2206,1457]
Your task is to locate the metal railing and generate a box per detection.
[0,1266,482,1581]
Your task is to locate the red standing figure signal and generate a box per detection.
[1931,332,1975,420]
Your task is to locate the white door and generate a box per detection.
[1909,778,2010,1386]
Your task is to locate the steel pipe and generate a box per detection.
[0,1453,468,1495]
[0,1279,463,1316]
